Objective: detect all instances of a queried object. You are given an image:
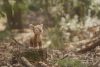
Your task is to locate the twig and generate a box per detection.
[53,54,68,64]
[11,37,23,46]
[93,59,100,67]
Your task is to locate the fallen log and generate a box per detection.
[77,36,100,53]
[21,57,35,67]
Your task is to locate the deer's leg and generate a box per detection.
[30,40,33,47]
[38,41,42,48]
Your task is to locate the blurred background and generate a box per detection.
[0,0,100,67]
[0,0,100,46]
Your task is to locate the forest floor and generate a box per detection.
[0,28,100,67]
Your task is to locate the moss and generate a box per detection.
[22,49,47,62]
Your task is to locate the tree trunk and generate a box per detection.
[13,0,23,29]
[3,0,14,29]
[3,0,23,29]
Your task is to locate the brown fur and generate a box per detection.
[30,24,43,48]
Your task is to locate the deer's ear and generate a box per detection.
[40,24,43,28]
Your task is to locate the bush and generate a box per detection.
[47,26,64,49]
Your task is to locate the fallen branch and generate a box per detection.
[93,59,100,67]
[21,57,35,67]
[11,37,23,46]
[77,36,100,53]
[53,54,68,64]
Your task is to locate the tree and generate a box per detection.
[1,0,28,29]
[13,0,24,29]
[2,0,14,29]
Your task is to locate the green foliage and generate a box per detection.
[0,11,5,17]
[28,0,42,11]
[0,30,10,40]
[97,11,100,19]
[47,26,64,49]
[58,58,87,67]
[13,0,29,11]
[28,4,40,11]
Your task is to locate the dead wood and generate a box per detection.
[21,57,35,67]
[11,37,23,46]
[77,35,100,53]
[92,59,100,67]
